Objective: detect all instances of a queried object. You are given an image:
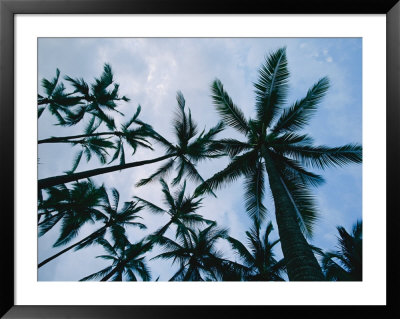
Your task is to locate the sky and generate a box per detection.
[37,38,362,281]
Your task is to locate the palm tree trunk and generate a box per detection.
[262,148,324,281]
[38,153,176,190]
[38,131,121,144]
[38,225,107,268]
[100,220,173,281]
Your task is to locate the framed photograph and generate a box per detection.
[1,0,398,318]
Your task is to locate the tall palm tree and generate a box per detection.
[80,238,152,281]
[153,224,236,281]
[195,47,362,281]
[38,92,223,190]
[321,220,362,281]
[227,221,285,281]
[38,185,146,268]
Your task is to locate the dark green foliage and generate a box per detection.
[227,221,286,281]
[134,179,214,241]
[153,224,242,281]
[135,92,224,192]
[321,220,362,281]
[38,181,146,267]
[38,180,107,245]
[80,238,152,281]
[39,64,129,127]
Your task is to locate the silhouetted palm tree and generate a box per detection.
[80,238,151,281]
[153,224,241,281]
[227,221,285,281]
[195,47,362,280]
[38,184,146,268]
[321,220,362,281]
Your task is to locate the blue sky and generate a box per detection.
[38,38,362,281]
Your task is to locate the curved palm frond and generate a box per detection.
[211,79,249,134]
[273,77,330,133]
[281,144,362,170]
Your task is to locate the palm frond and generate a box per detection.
[122,105,142,130]
[273,77,330,132]
[254,47,289,127]
[133,196,166,214]
[282,144,362,170]
[278,170,319,238]
[212,138,252,158]
[38,213,64,236]
[211,79,249,134]
[272,152,325,187]
[135,159,175,187]
[64,75,90,96]
[227,236,255,266]
[243,157,267,223]
[80,265,114,281]
[194,150,257,196]
[42,68,60,96]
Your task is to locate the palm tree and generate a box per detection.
[38,92,223,190]
[134,178,215,240]
[38,185,146,268]
[80,238,152,281]
[227,221,285,281]
[195,47,362,281]
[153,224,235,281]
[321,220,362,281]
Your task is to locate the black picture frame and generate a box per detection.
[1,0,398,318]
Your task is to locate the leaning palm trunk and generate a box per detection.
[38,225,107,268]
[38,131,121,144]
[262,149,324,281]
[38,153,176,189]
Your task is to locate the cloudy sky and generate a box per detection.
[38,37,362,281]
